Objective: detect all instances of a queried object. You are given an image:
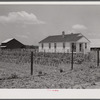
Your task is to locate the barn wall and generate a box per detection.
[7,40,24,49]
[1,39,25,49]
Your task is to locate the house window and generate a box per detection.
[85,43,87,49]
[63,42,65,48]
[41,43,44,49]
[49,43,51,49]
[67,49,69,53]
[54,43,56,48]
[79,43,83,52]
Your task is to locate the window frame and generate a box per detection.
[41,43,44,49]
[63,42,65,49]
[85,43,87,49]
[49,43,51,49]
[54,43,56,49]
[79,43,82,52]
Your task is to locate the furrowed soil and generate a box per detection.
[0,61,100,89]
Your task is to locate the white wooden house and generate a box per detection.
[39,31,90,54]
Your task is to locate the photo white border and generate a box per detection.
[0,1,100,5]
[0,1,100,99]
[0,89,100,99]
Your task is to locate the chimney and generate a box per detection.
[62,31,65,38]
[71,32,73,34]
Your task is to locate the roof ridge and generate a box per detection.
[49,33,81,37]
[39,33,85,43]
[2,38,14,43]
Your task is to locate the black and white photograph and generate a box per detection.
[0,2,100,90]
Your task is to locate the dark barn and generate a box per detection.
[0,38,25,49]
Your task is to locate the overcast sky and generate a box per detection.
[0,5,100,45]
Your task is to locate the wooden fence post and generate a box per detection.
[97,49,99,66]
[31,51,33,75]
[71,43,74,70]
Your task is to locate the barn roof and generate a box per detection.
[2,38,14,43]
[39,33,89,43]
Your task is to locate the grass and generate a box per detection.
[0,49,99,88]
[0,60,99,88]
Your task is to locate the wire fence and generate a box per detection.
[0,49,98,65]
[0,49,99,75]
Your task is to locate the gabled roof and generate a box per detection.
[2,38,14,43]
[1,38,25,46]
[39,33,89,43]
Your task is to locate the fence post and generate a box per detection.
[31,51,33,75]
[97,49,99,66]
[71,43,74,70]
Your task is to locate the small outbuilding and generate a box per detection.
[90,39,100,51]
[0,38,25,49]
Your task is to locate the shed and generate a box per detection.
[0,38,25,49]
[90,39,100,50]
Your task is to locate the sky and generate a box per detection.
[0,5,100,45]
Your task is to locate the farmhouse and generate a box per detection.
[0,38,25,49]
[39,31,90,54]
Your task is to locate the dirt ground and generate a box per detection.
[0,61,100,89]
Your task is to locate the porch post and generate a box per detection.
[83,43,85,54]
[76,43,79,53]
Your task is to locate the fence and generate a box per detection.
[0,49,99,75]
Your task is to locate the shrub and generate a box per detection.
[8,73,19,79]
[60,69,63,73]
[38,71,42,75]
